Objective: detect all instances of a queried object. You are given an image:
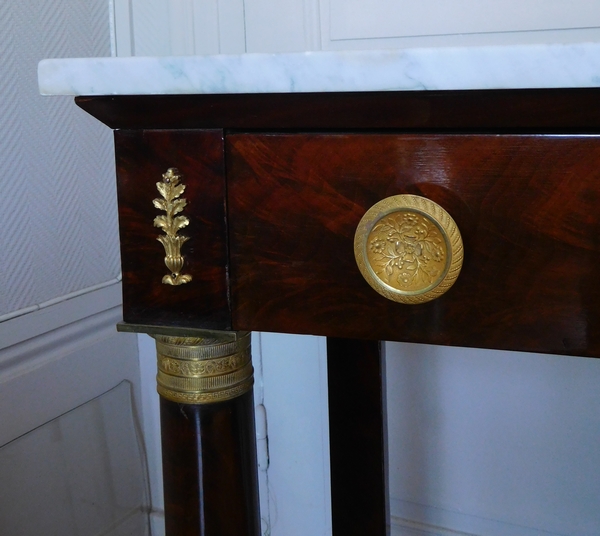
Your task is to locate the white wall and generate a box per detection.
[116,0,600,56]
[0,0,121,320]
[120,3,600,536]
[0,1,150,534]
[322,0,600,50]
[0,316,148,536]
[386,343,600,536]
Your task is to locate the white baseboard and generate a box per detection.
[389,499,566,536]
[94,508,151,536]
[391,515,480,536]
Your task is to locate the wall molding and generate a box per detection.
[0,280,122,351]
[0,285,139,447]
[303,0,321,50]
[168,0,196,55]
[0,303,121,382]
[112,0,133,56]
[0,277,121,325]
[215,0,247,54]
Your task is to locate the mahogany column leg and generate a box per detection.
[327,338,388,536]
[154,332,260,536]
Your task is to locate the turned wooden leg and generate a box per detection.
[154,332,260,536]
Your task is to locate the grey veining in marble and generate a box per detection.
[39,42,600,96]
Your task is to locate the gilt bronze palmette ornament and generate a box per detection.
[153,168,192,285]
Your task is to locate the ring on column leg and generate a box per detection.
[154,332,253,404]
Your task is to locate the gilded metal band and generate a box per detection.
[158,361,253,392]
[159,349,250,377]
[154,335,249,361]
[153,167,192,286]
[354,194,463,304]
[158,378,254,405]
[154,332,253,404]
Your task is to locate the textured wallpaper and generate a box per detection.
[0,0,119,317]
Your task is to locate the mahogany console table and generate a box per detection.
[67,86,600,535]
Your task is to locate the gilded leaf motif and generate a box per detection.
[153,198,167,211]
[172,215,190,232]
[153,168,192,286]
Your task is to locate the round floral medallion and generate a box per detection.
[354,195,463,304]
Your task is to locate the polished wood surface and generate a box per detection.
[327,338,388,536]
[228,133,600,357]
[83,88,600,536]
[114,129,231,329]
[77,88,600,131]
[160,392,260,536]
[101,89,600,354]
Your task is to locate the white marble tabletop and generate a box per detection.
[38,42,600,96]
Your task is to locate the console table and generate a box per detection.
[39,45,600,536]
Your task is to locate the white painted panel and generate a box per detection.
[0,290,149,534]
[128,0,246,56]
[0,312,140,445]
[0,383,149,536]
[385,342,600,535]
[245,0,310,52]
[192,0,221,54]
[329,0,600,41]
[329,30,600,51]
[216,0,247,54]
[168,0,196,55]
[260,333,331,536]
[130,0,171,55]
